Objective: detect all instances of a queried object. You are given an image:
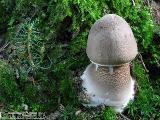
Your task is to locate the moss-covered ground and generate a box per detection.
[0,0,160,119]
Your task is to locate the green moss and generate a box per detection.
[0,0,158,119]
[103,107,116,120]
[0,60,21,105]
[126,62,160,119]
[0,0,15,31]
[59,78,78,106]
[0,4,5,30]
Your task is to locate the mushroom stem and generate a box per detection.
[81,63,135,113]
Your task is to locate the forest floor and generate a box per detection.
[0,0,160,120]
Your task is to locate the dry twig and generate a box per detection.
[138,53,149,73]
[131,0,135,6]
[119,113,131,120]
[0,42,10,53]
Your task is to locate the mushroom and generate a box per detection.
[87,14,137,73]
[81,14,138,112]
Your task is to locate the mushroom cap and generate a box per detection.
[86,14,138,65]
